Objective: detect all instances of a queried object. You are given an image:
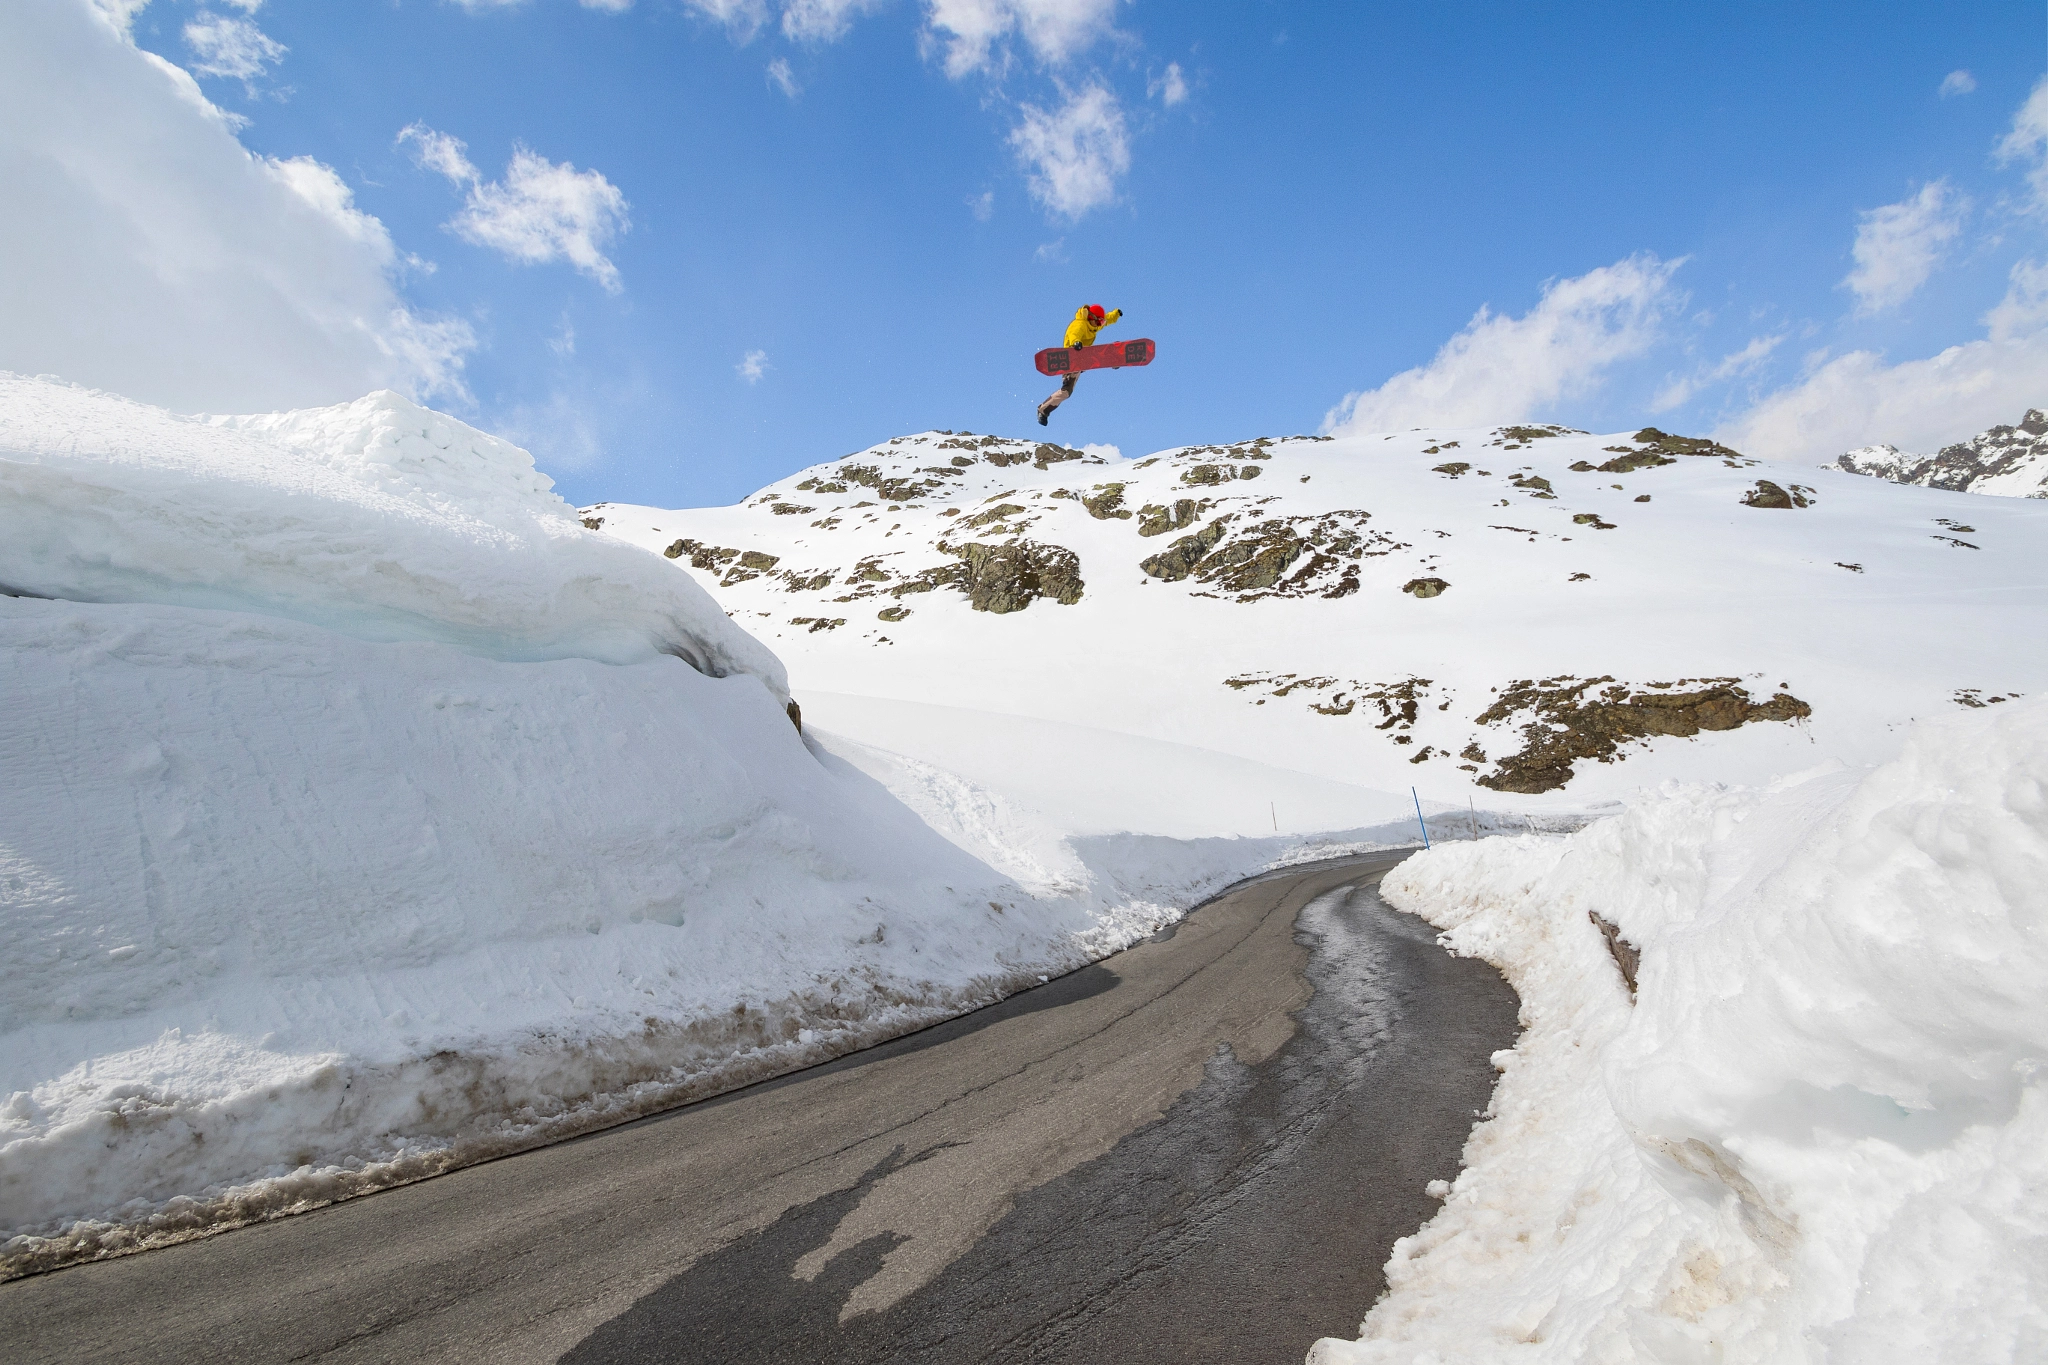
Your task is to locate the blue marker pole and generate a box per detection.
[1412,786,1430,849]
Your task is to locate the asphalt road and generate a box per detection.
[3,852,1520,1364]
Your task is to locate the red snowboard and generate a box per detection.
[1034,338,1157,377]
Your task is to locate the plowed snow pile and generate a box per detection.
[1313,696,2048,1363]
[0,375,1395,1276]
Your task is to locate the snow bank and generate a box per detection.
[1312,696,2048,1362]
[0,374,784,687]
[0,376,1406,1277]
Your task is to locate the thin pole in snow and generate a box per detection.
[1271,801,1278,832]
[1469,796,1479,840]
[1412,787,1430,849]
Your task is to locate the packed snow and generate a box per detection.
[590,422,2047,805]
[0,375,1406,1276]
[1311,695,2048,1363]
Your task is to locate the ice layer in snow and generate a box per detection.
[1312,695,2048,1363]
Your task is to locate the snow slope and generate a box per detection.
[1834,408,2048,499]
[590,422,2046,805]
[0,376,1398,1276]
[1312,695,2048,1364]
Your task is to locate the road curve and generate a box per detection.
[2,853,1519,1365]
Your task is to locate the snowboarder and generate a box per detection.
[1037,304,1123,425]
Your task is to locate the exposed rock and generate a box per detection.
[581,516,605,530]
[1571,512,1616,530]
[1568,449,1676,474]
[1182,464,1229,486]
[770,503,814,515]
[1590,913,1639,999]
[1403,577,1449,598]
[953,540,1085,612]
[1510,473,1556,499]
[964,502,1027,529]
[738,550,781,570]
[1237,465,1263,480]
[877,606,912,622]
[1627,427,1753,465]
[1432,462,1472,477]
[1140,519,1231,580]
[1224,673,1442,740]
[1741,480,1814,509]
[1473,675,1812,794]
[788,617,846,633]
[1082,483,1134,520]
[1136,499,1206,537]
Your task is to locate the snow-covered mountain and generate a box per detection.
[1833,407,2048,498]
[590,420,2046,804]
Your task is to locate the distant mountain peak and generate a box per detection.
[1833,409,2048,498]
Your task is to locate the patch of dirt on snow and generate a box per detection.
[1472,675,1812,794]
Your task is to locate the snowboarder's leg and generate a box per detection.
[1037,374,1078,425]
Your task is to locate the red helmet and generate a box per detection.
[1086,304,1106,321]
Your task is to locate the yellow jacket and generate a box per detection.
[1064,306,1122,349]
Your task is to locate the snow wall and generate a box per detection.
[0,375,1409,1276]
[1314,695,2048,1363]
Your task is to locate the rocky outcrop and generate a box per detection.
[1140,520,1230,580]
[953,540,1084,612]
[1741,480,1814,509]
[1142,512,1387,600]
[1081,483,1133,520]
[1402,577,1449,597]
[1136,499,1207,537]
[1474,676,1812,794]
[1833,409,2048,498]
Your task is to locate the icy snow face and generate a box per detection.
[0,374,787,693]
[1834,407,2048,499]
[592,423,2048,801]
[1313,697,2048,1363]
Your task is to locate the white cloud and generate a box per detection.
[765,56,799,97]
[1995,76,2048,215]
[782,0,883,43]
[1148,61,1186,107]
[1009,84,1128,220]
[183,12,286,86]
[1843,180,1966,315]
[967,189,993,221]
[679,0,769,40]
[0,0,471,412]
[922,0,1121,78]
[549,315,577,356]
[1651,332,1786,412]
[1718,330,2048,464]
[1982,258,2048,342]
[1032,237,1065,262]
[581,0,634,11]
[397,123,479,184]
[401,125,631,293]
[1322,254,1684,435]
[86,0,152,38]
[1939,69,1976,98]
[737,349,769,382]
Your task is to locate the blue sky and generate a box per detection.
[17,0,2048,506]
